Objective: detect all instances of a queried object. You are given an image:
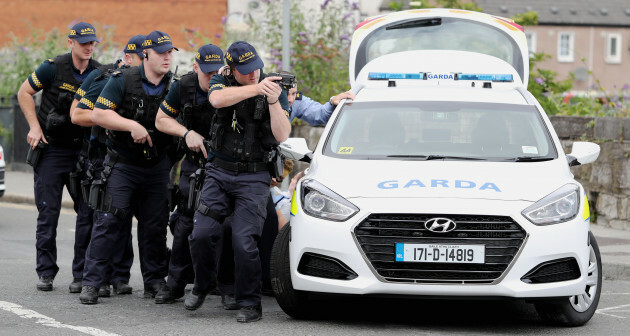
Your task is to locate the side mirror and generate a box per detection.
[280,138,312,163]
[567,141,600,167]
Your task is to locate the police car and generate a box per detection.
[272,9,602,327]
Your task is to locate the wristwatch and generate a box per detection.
[329,96,336,106]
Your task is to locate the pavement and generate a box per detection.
[1,170,630,281]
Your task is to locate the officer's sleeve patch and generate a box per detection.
[30,72,43,89]
[209,83,226,90]
[161,101,179,116]
[76,88,86,97]
[47,58,54,63]
[96,96,117,110]
[296,91,303,100]
[284,109,290,119]
[79,97,95,110]
[111,70,122,77]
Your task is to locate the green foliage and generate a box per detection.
[527,52,573,115]
[0,22,118,103]
[248,0,360,104]
[512,11,538,26]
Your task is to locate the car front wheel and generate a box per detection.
[270,223,310,318]
[535,231,602,326]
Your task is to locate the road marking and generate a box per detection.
[0,301,119,336]
[596,303,630,319]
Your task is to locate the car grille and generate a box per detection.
[354,214,527,284]
[0,167,4,184]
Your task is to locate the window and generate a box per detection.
[605,33,622,64]
[356,17,525,82]
[526,31,536,56]
[557,32,574,63]
[324,101,556,161]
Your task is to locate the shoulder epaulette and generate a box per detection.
[111,70,122,77]
[46,58,54,63]
[296,91,303,100]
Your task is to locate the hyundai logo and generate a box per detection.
[425,218,457,233]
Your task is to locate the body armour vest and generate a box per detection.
[107,66,172,166]
[208,75,279,162]
[37,53,101,147]
[90,63,127,148]
[178,71,213,142]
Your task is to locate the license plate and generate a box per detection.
[395,243,485,263]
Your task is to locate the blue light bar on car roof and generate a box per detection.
[368,72,425,80]
[456,73,513,82]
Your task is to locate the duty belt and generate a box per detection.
[210,156,267,173]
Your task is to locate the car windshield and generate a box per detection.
[323,101,557,161]
[355,17,524,81]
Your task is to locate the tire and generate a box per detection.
[535,231,602,327]
[270,223,310,318]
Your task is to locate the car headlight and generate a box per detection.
[301,179,359,221]
[522,184,580,225]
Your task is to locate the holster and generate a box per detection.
[68,155,85,200]
[167,183,182,212]
[80,163,94,204]
[26,141,48,168]
[188,168,205,211]
[267,147,285,181]
[88,179,106,211]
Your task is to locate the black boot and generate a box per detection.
[98,283,111,297]
[221,293,239,310]
[143,280,166,298]
[36,276,53,291]
[113,281,133,295]
[184,289,208,310]
[236,304,262,323]
[155,285,185,304]
[68,278,82,293]
[79,286,99,304]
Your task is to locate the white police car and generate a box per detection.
[0,144,5,198]
[272,9,602,327]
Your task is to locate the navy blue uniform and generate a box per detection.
[83,65,172,291]
[190,73,289,307]
[27,54,98,281]
[73,64,134,285]
[159,76,210,291]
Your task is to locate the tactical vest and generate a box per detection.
[107,66,173,166]
[179,71,213,136]
[207,75,279,162]
[90,64,128,149]
[37,53,101,147]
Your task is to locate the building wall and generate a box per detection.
[524,25,629,91]
[0,0,227,51]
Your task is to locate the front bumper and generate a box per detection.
[289,197,590,299]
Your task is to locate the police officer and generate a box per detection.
[153,44,225,305]
[284,72,355,125]
[68,35,146,297]
[17,22,101,291]
[79,31,177,304]
[186,41,290,323]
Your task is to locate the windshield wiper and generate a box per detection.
[505,156,555,162]
[386,18,442,30]
[387,155,485,161]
